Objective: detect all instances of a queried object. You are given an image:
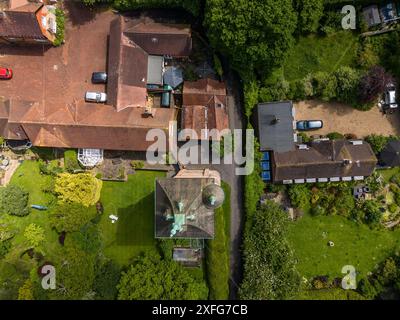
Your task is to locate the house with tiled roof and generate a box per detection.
[255,101,378,184]
[0,15,193,153]
[181,78,229,140]
[0,2,57,44]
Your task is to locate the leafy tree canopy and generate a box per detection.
[0,185,29,217]
[204,0,297,79]
[117,252,208,300]
[54,173,102,207]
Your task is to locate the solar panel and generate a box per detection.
[261,171,271,181]
[262,152,270,161]
[261,161,270,171]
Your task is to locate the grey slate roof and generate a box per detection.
[256,101,295,152]
[273,139,377,181]
[147,55,164,85]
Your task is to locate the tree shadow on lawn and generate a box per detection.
[115,193,155,246]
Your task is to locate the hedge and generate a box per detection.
[205,182,230,300]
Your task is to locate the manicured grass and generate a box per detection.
[287,213,400,280]
[378,168,400,184]
[283,31,359,81]
[98,171,166,266]
[4,160,60,260]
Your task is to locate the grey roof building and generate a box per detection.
[256,101,295,153]
[155,177,224,239]
[273,139,377,183]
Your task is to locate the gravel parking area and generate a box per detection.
[294,100,400,138]
[0,3,115,111]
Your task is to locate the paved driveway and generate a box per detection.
[294,100,400,138]
[0,3,115,110]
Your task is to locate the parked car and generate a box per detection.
[383,83,397,110]
[296,120,323,131]
[0,67,12,80]
[85,91,107,103]
[91,72,107,84]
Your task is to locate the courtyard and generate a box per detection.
[0,3,113,108]
[294,100,400,138]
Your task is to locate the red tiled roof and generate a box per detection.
[182,79,229,140]
[0,10,46,40]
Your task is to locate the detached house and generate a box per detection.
[0,2,57,44]
[256,101,377,184]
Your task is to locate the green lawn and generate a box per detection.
[98,171,166,266]
[378,168,400,184]
[3,160,60,260]
[287,213,400,280]
[283,31,359,81]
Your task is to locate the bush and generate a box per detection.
[327,132,344,140]
[358,65,394,105]
[0,185,30,217]
[363,200,383,227]
[54,9,65,47]
[50,202,98,233]
[23,224,45,248]
[312,71,337,101]
[38,160,63,176]
[54,173,102,207]
[206,183,230,300]
[334,66,360,105]
[239,201,300,299]
[64,150,80,172]
[117,252,208,300]
[130,160,144,169]
[389,203,398,214]
[288,184,311,210]
[94,260,121,300]
[365,135,389,154]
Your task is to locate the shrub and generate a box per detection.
[64,150,80,172]
[311,205,325,216]
[206,183,230,300]
[157,240,174,260]
[130,160,144,169]
[38,160,63,176]
[117,252,208,300]
[0,185,30,217]
[327,132,344,140]
[363,200,383,227]
[259,77,290,102]
[94,260,121,300]
[54,173,102,207]
[334,66,360,104]
[288,184,311,210]
[50,202,98,233]
[312,71,337,101]
[358,66,394,105]
[365,134,389,154]
[24,224,45,248]
[54,9,65,47]
[389,203,398,214]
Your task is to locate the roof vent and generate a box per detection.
[343,159,353,166]
[151,37,158,43]
[350,140,363,145]
[271,116,280,125]
[297,144,309,150]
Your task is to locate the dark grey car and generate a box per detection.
[91,72,107,84]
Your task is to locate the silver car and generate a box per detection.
[85,91,107,103]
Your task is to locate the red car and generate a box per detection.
[0,68,12,79]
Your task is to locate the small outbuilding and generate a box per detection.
[362,5,382,27]
[379,140,400,167]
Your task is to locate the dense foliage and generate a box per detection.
[117,252,208,300]
[50,202,98,233]
[54,173,102,207]
[240,201,300,299]
[204,0,297,79]
[205,183,230,300]
[294,0,324,34]
[0,185,30,217]
[358,65,394,105]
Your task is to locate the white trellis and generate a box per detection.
[77,149,103,167]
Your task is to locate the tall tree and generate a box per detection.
[117,252,208,300]
[295,0,324,34]
[358,66,394,104]
[239,201,300,299]
[204,0,297,79]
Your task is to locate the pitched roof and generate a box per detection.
[273,140,377,181]
[0,10,46,40]
[155,177,216,239]
[124,18,192,57]
[107,17,148,111]
[0,98,176,151]
[256,101,295,153]
[182,78,229,139]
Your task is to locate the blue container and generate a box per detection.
[261,161,270,171]
[262,152,270,161]
[261,171,271,181]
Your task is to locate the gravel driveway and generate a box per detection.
[294,100,400,138]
